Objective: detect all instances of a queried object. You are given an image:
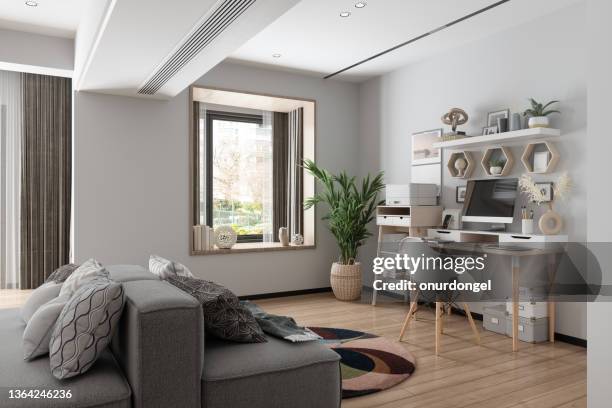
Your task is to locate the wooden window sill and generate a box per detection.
[191,242,315,256]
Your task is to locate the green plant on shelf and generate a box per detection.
[523,98,560,117]
[489,158,506,168]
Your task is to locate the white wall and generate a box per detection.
[74,62,360,296]
[358,4,587,338]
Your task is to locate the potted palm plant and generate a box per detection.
[303,159,384,301]
[523,98,560,128]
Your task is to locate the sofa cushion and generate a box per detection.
[22,294,70,360]
[20,281,62,323]
[149,255,193,279]
[50,279,125,379]
[0,308,131,408]
[202,336,341,408]
[59,258,109,297]
[45,263,80,284]
[167,275,265,343]
[107,264,158,283]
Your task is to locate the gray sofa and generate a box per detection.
[0,265,341,408]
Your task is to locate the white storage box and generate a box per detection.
[385,184,437,206]
[483,304,507,335]
[505,301,548,319]
[505,316,549,343]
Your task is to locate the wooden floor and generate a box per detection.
[256,292,587,408]
[1,290,586,408]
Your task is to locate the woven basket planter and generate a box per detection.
[330,262,362,301]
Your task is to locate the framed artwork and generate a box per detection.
[535,182,554,202]
[487,109,510,127]
[412,128,442,165]
[456,186,467,203]
[482,125,498,135]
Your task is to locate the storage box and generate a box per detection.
[385,184,437,206]
[483,304,507,335]
[506,301,548,319]
[505,315,549,343]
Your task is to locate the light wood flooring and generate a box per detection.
[1,290,586,408]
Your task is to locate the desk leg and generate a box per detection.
[435,302,442,355]
[512,256,520,352]
[372,225,384,306]
[547,254,556,343]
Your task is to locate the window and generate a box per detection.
[205,111,272,243]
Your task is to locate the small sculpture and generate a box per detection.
[291,233,304,246]
[441,108,469,135]
[454,157,467,177]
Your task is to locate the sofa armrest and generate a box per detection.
[111,279,204,408]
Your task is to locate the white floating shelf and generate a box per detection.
[433,128,561,149]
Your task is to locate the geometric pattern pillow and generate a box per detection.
[45,263,80,284]
[149,255,194,279]
[49,279,125,379]
[20,281,62,324]
[166,275,266,343]
[59,258,109,298]
[22,294,70,360]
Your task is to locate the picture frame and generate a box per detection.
[487,109,510,127]
[411,128,442,166]
[456,186,467,203]
[535,182,554,202]
[533,151,551,173]
[482,125,498,135]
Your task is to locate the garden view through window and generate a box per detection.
[206,112,273,242]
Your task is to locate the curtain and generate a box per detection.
[20,73,71,289]
[288,108,304,237]
[195,101,207,226]
[0,71,22,289]
[260,111,274,242]
[272,112,288,241]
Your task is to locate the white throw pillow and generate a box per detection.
[59,258,109,297]
[149,255,193,279]
[20,281,62,324]
[22,294,70,360]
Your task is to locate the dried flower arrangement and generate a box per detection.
[519,172,573,208]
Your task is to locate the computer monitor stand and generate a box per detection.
[483,223,507,232]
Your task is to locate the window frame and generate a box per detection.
[205,110,265,243]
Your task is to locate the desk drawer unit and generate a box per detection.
[429,229,461,241]
[483,304,507,335]
[377,215,411,227]
[505,316,549,343]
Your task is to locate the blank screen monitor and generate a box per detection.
[461,178,518,224]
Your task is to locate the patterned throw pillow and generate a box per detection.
[49,279,125,379]
[45,263,80,284]
[22,294,70,360]
[167,275,266,343]
[20,281,62,323]
[149,255,194,279]
[59,259,109,297]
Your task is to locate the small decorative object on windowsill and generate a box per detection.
[291,233,304,246]
[489,158,506,176]
[523,98,560,128]
[441,108,468,140]
[215,225,237,249]
[279,227,289,246]
[303,159,384,301]
[518,173,572,235]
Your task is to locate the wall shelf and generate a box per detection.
[481,146,514,177]
[521,141,560,174]
[433,127,560,149]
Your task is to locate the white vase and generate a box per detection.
[278,227,289,246]
[528,116,549,128]
[490,166,502,176]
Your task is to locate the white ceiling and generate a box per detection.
[230,0,584,82]
[0,0,86,38]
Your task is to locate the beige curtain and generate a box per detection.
[272,112,288,241]
[20,73,71,289]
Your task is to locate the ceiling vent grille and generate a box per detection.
[138,0,256,95]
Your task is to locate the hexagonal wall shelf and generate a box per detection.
[481,146,514,177]
[447,151,476,179]
[521,141,560,174]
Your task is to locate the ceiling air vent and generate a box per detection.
[138,0,256,95]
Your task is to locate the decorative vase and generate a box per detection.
[330,262,361,301]
[528,116,549,128]
[490,166,503,176]
[215,225,237,249]
[538,209,563,235]
[278,227,289,246]
[510,113,522,131]
[454,157,467,177]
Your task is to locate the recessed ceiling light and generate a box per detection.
[355,2,367,8]
[340,11,351,17]
[272,53,282,58]
[25,0,38,6]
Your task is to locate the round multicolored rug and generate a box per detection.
[308,327,416,398]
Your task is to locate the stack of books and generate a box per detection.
[193,225,215,251]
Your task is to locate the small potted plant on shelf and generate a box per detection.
[303,159,384,301]
[489,158,506,176]
[523,98,560,128]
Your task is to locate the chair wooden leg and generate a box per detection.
[435,302,442,355]
[440,305,445,334]
[398,291,419,341]
[463,303,481,345]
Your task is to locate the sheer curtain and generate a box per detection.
[0,70,22,289]
[261,111,274,242]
